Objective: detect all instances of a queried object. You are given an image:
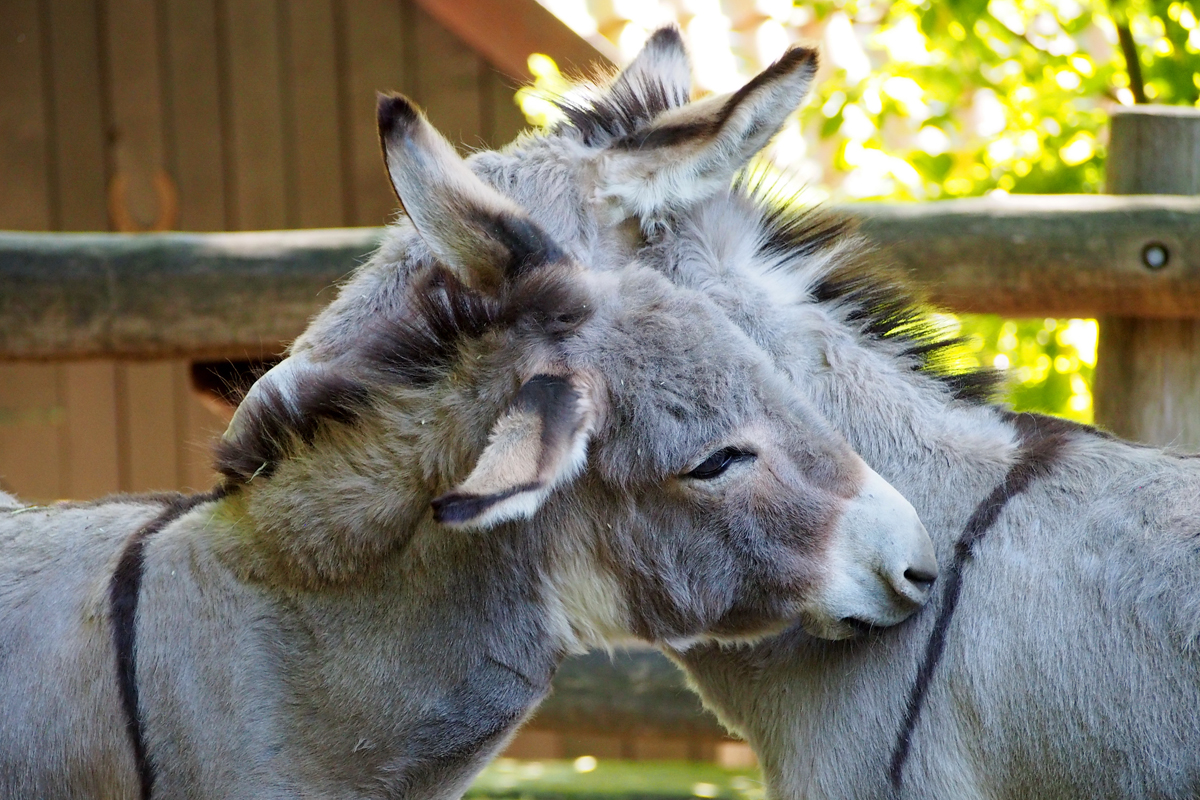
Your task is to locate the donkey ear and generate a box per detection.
[431,374,596,530]
[603,26,692,121]
[595,47,818,223]
[218,353,371,483]
[377,93,565,286]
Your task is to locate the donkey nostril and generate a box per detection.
[903,566,937,587]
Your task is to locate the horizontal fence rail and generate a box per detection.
[0,228,378,361]
[3,195,1200,360]
[856,194,1200,319]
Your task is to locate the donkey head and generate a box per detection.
[219,93,935,645]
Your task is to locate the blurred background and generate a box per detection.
[2,0,1198,795]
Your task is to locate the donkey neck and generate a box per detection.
[807,339,1018,530]
[190,499,567,798]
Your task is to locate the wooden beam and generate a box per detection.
[1094,108,1200,449]
[4,195,1200,360]
[855,194,1200,318]
[412,0,617,81]
[0,228,379,361]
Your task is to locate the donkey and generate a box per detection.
[0,89,938,797]
[276,26,1200,800]
[489,29,1200,800]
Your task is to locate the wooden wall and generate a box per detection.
[0,0,529,502]
[1,0,527,235]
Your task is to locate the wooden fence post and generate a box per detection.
[1093,106,1200,448]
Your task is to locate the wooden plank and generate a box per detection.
[61,360,121,499]
[559,733,626,759]
[0,228,377,360]
[1107,106,1200,196]
[1095,108,1200,448]
[162,0,227,231]
[528,651,726,739]
[282,0,346,228]
[1095,318,1200,447]
[412,0,616,81]
[481,67,527,149]
[221,0,287,230]
[118,360,182,491]
[339,0,407,227]
[632,737,690,760]
[852,194,1200,318]
[179,365,228,492]
[502,730,564,759]
[103,0,170,231]
[0,0,52,230]
[46,0,108,231]
[0,363,65,501]
[413,6,483,149]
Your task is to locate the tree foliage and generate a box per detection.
[797,0,1196,421]
[800,0,1199,201]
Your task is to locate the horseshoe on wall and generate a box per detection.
[107,170,179,232]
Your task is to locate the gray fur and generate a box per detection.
[0,70,934,797]
[297,28,1199,799]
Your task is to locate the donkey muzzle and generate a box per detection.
[801,464,937,640]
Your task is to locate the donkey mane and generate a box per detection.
[358,264,593,384]
[805,253,1003,405]
[214,262,592,486]
[555,78,679,147]
[213,373,372,484]
[735,178,1003,405]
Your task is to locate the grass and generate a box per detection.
[467,758,765,800]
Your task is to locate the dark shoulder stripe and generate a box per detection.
[887,414,1073,795]
[110,486,230,800]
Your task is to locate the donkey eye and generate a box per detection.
[685,447,756,480]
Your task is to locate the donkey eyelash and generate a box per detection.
[684,447,757,480]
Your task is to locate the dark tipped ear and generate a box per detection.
[606,26,692,117]
[595,47,819,222]
[558,26,692,145]
[216,355,372,484]
[377,93,565,285]
[431,374,596,529]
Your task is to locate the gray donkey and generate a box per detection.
[273,26,1200,800]
[0,84,937,797]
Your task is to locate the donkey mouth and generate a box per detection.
[841,617,883,637]
[800,612,876,641]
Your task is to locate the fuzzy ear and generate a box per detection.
[217,354,372,483]
[431,374,595,529]
[556,26,692,146]
[603,26,692,122]
[377,93,565,286]
[595,47,818,223]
